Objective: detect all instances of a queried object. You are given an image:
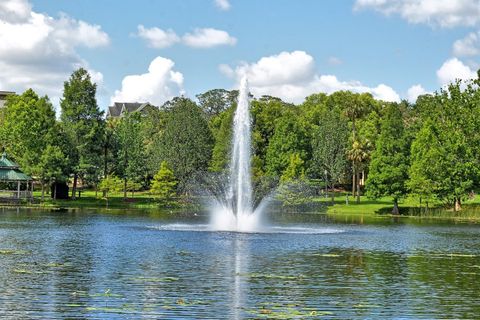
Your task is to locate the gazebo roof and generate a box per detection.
[0,152,32,181]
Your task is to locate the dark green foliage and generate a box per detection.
[311,109,349,193]
[0,89,59,175]
[265,111,310,177]
[155,97,214,192]
[209,106,234,172]
[196,88,238,118]
[60,68,104,195]
[116,112,147,195]
[366,103,409,212]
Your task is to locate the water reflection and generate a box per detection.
[0,208,479,318]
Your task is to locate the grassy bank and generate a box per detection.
[3,189,480,222]
[318,193,480,222]
[4,190,191,211]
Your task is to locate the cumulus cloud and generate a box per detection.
[111,56,184,107]
[214,0,231,11]
[183,28,237,48]
[220,50,400,103]
[453,31,480,57]
[137,25,179,48]
[436,57,477,85]
[354,0,480,28]
[136,25,237,49]
[407,84,428,102]
[0,0,109,102]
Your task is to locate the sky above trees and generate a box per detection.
[0,0,479,111]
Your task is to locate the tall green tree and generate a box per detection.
[154,97,214,192]
[311,110,349,201]
[265,112,310,178]
[60,68,104,199]
[116,112,147,198]
[407,119,443,209]
[366,103,409,214]
[340,92,375,200]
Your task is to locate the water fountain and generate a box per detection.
[210,76,262,232]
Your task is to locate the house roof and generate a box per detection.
[0,91,15,97]
[0,152,32,181]
[107,102,153,118]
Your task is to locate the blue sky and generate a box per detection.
[1,0,479,111]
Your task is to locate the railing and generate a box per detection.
[0,190,33,199]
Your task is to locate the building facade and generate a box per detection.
[0,91,15,108]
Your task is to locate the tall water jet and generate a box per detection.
[211,76,260,232]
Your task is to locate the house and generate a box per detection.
[106,102,155,118]
[0,91,15,109]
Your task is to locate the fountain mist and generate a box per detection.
[211,76,261,232]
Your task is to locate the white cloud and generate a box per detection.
[111,56,184,106]
[136,25,237,49]
[453,31,480,57]
[221,50,400,103]
[407,84,428,102]
[214,0,231,11]
[436,57,477,85]
[137,25,180,48]
[0,0,109,102]
[354,0,480,28]
[183,28,237,48]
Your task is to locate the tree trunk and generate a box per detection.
[54,183,57,200]
[72,174,78,200]
[352,161,356,199]
[356,170,361,203]
[123,178,127,199]
[41,183,45,202]
[331,182,335,204]
[454,198,462,212]
[392,198,399,215]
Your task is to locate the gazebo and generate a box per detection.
[0,152,33,201]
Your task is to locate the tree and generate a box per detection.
[98,175,122,201]
[209,106,234,172]
[116,112,147,198]
[340,92,375,200]
[311,110,349,201]
[407,120,443,210]
[366,103,409,214]
[265,112,310,178]
[60,68,104,199]
[36,145,68,201]
[196,89,238,118]
[151,161,177,202]
[280,153,305,183]
[153,97,214,192]
[0,89,58,177]
[251,97,289,177]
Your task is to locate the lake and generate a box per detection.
[0,208,479,319]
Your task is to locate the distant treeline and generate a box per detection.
[1,68,480,211]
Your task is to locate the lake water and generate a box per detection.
[0,208,479,319]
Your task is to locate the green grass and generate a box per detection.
[4,188,480,222]
[317,192,480,222]
[15,190,191,210]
